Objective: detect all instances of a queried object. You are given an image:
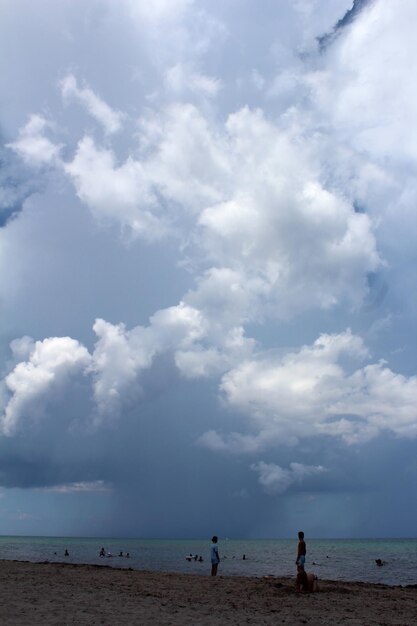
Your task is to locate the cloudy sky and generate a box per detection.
[0,0,416,539]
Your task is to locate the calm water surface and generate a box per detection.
[0,536,416,586]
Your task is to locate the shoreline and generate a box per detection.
[0,560,416,625]
[3,557,417,589]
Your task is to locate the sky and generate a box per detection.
[0,0,416,539]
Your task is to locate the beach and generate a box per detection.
[0,560,416,625]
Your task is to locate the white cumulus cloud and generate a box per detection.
[63,136,167,239]
[38,480,112,493]
[0,337,91,435]
[7,115,62,166]
[60,74,124,135]
[251,461,326,495]
[90,302,208,419]
[165,63,222,98]
[197,330,417,449]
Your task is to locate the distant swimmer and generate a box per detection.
[125,552,131,558]
[119,551,124,557]
[375,559,384,566]
[64,549,69,557]
[99,547,105,557]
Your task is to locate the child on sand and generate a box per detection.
[306,572,319,592]
[210,536,220,576]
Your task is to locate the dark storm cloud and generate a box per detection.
[318,0,375,48]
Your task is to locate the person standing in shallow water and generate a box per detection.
[210,536,220,576]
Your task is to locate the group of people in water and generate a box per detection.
[185,554,204,562]
[58,548,132,558]
[99,547,131,558]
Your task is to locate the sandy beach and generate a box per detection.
[0,560,416,625]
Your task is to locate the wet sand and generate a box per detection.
[0,559,416,625]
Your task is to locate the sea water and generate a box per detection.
[0,536,416,586]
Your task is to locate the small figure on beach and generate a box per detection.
[64,549,69,557]
[295,531,308,592]
[198,556,203,562]
[99,547,105,557]
[210,536,220,576]
[375,559,384,566]
[305,572,319,592]
[119,551,124,557]
[242,554,246,560]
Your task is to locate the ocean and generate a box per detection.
[0,536,416,587]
